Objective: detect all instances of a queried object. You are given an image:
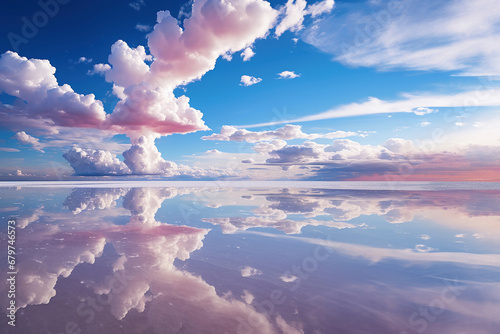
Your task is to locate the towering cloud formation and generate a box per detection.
[4,187,309,333]
[63,147,131,176]
[122,136,178,175]
[0,0,334,177]
[64,142,236,177]
[95,0,277,176]
[96,0,278,141]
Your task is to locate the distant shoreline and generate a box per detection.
[1,180,500,190]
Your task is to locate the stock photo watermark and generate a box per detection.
[230,233,335,334]
[400,279,467,334]
[384,75,498,187]
[338,0,404,59]
[47,269,134,334]
[6,218,17,327]
[7,0,71,52]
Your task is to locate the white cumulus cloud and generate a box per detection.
[240,75,262,86]
[241,47,256,61]
[278,70,300,79]
[63,147,131,176]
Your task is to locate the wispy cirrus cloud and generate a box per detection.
[249,231,500,267]
[239,86,500,128]
[129,0,145,11]
[0,147,20,152]
[302,0,500,76]
[77,56,92,64]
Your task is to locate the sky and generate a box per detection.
[0,0,500,181]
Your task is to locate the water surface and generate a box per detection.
[1,182,499,333]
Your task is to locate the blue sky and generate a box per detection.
[1,0,500,180]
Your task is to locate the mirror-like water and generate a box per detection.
[1,182,499,334]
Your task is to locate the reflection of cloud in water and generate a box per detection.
[1,187,301,333]
[105,222,302,332]
[201,189,500,236]
[241,266,263,277]
[2,186,500,333]
[250,232,500,267]
[122,188,180,225]
[94,224,209,320]
[205,216,356,234]
[7,231,106,309]
[64,188,128,214]
[17,205,44,228]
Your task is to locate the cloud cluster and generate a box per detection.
[1,0,294,176]
[198,135,408,171]
[64,137,236,178]
[202,124,358,142]
[64,188,129,214]
[63,147,131,176]
[252,139,288,154]
[90,39,209,140]
[203,188,360,233]
[257,137,500,181]
[261,137,423,177]
[206,216,355,234]
[71,0,295,174]
[267,141,330,163]
[3,187,307,333]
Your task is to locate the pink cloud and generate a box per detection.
[0,51,106,130]
[0,0,284,176]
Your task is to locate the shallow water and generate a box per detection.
[1,182,499,333]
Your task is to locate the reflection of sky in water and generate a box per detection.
[0,183,499,334]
